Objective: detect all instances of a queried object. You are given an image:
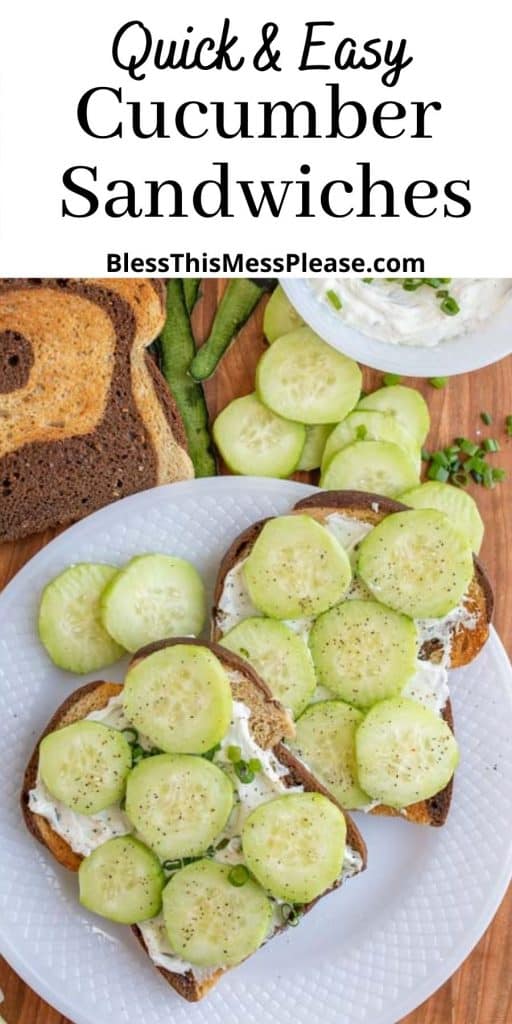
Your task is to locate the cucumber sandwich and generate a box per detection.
[212,491,493,827]
[22,639,366,1002]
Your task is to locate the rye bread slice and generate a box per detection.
[21,638,367,1003]
[210,490,494,827]
[0,278,193,543]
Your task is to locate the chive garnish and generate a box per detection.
[427,464,450,482]
[203,742,221,762]
[355,424,368,441]
[234,760,257,784]
[227,745,242,763]
[482,438,500,452]
[440,296,460,316]
[428,377,448,389]
[121,727,138,744]
[383,373,402,387]
[228,865,250,887]
[326,289,342,310]
[505,415,512,436]
[280,903,303,927]
[480,411,493,425]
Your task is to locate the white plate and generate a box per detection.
[0,477,511,1024]
[281,279,512,376]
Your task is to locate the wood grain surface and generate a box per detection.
[1,279,511,1024]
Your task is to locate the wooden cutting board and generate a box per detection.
[0,280,510,1024]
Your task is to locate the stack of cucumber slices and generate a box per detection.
[33,642,350,971]
[213,285,425,496]
[219,506,469,812]
[38,553,206,673]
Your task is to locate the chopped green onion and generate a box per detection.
[279,903,303,927]
[326,289,342,310]
[506,415,512,436]
[465,455,488,475]
[355,424,368,441]
[459,439,480,456]
[427,464,450,482]
[227,745,242,763]
[452,470,469,488]
[440,296,460,316]
[121,727,138,744]
[203,742,221,762]
[492,467,507,482]
[234,760,256,784]
[482,438,500,452]
[163,858,183,873]
[429,377,448,389]
[383,373,402,387]
[228,865,250,887]
[131,744,145,763]
[480,411,493,425]
[248,758,262,773]
[431,450,450,467]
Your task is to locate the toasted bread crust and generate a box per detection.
[0,278,192,542]
[21,681,123,870]
[22,640,366,1003]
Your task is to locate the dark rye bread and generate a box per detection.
[21,638,366,1003]
[0,279,193,544]
[210,490,494,828]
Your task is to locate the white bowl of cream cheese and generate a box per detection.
[281,278,512,376]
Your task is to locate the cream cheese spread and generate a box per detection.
[216,512,475,662]
[29,685,361,977]
[312,277,512,347]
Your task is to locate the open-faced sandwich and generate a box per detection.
[22,639,366,1002]
[212,491,493,826]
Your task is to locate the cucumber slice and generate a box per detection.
[256,327,362,424]
[321,410,420,474]
[244,514,352,619]
[213,393,305,478]
[79,836,164,924]
[399,481,484,554]
[100,554,205,653]
[297,424,334,471]
[123,645,233,754]
[38,563,124,673]
[39,721,132,814]
[291,701,369,809]
[220,617,316,718]
[357,509,474,618]
[242,792,346,903]
[309,600,417,708]
[355,697,459,808]
[320,440,419,497]
[358,385,430,446]
[125,754,233,860]
[163,859,272,967]
[263,285,305,343]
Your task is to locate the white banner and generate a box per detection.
[0,0,510,275]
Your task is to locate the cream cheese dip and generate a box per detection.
[312,278,512,347]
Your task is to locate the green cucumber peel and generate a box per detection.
[159,279,216,477]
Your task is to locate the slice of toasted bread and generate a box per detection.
[22,638,366,1002]
[210,490,494,828]
[0,278,193,543]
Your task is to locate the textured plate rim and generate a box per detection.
[0,476,511,1024]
